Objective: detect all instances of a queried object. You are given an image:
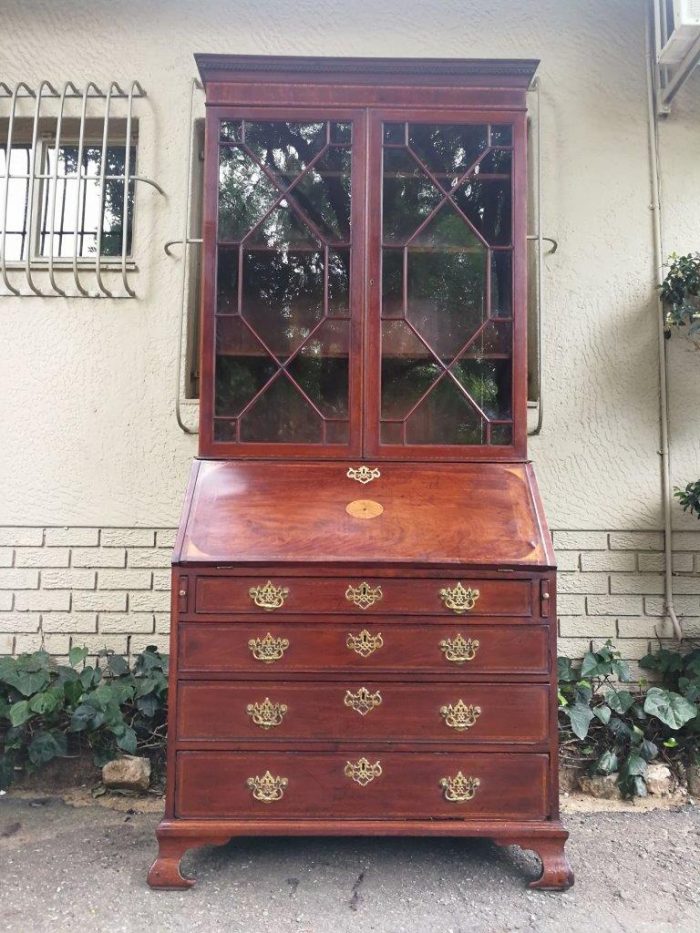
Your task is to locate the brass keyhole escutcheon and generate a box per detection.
[346,499,384,520]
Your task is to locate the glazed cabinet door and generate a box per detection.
[199,109,366,457]
[364,111,527,460]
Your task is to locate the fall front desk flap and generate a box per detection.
[175,460,554,568]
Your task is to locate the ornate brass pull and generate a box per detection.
[347,466,380,485]
[248,632,290,663]
[344,757,382,786]
[440,699,482,731]
[440,771,481,802]
[439,582,480,614]
[346,629,383,657]
[249,580,289,611]
[246,770,288,802]
[345,582,383,610]
[439,633,480,663]
[344,687,382,716]
[246,697,288,730]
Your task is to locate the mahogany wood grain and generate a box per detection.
[177,461,554,569]
[175,751,549,821]
[194,574,532,617]
[176,682,549,744]
[178,622,550,675]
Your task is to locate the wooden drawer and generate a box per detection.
[193,575,533,617]
[179,622,549,675]
[177,681,549,744]
[175,750,549,820]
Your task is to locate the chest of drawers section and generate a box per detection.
[165,569,558,826]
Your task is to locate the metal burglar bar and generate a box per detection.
[0,80,164,298]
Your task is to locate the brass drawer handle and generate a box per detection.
[440,699,482,731]
[248,632,289,663]
[246,771,288,802]
[346,629,383,657]
[347,466,380,484]
[439,633,480,663]
[439,582,480,614]
[345,582,383,610]
[440,772,480,802]
[344,687,382,716]
[246,697,288,730]
[344,757,382,786]
[249,580,289,611]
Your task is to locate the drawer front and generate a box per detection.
[193,575,533,617]
[179,622,549,675]
[177,682,549,744]
[175,750,549,820]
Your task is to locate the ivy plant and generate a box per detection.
[660,251,700,341]
[0,645,168,790]
[674,479,700,521]
[558,641,698,797]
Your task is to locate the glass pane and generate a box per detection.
[452,179,511,247]
[218,148,277,241]
[382,149,442,245]
[215,318,276,416]
[325,421,349,443]
[491,423,513,445]
[380,120,514,448]
[328,249,350,314]
[220,121,242,142]
[239,375,323,443]
[217,248,239,313]
[491,252,512,317]
[214,420,237,441]
[244,121,327,176]
[405,378,485,446]
[382,249,403,317]
[287,320,349,418]
[406,250,486,359]
[381,321,439,419]
[490,125,513,146]
[451,360,511,419]
[408,124,488,183]
[412,203,482,249]
[241,250,324,358]
[214,119,353,447]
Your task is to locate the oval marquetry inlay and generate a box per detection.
[346,499,384,520]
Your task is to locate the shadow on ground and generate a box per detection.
[1,796,698,932]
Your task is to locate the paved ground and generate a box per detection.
[1,796,699,933]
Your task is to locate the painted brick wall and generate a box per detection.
[1,526,698,664]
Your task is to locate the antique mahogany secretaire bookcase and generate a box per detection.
[148,54,573,891]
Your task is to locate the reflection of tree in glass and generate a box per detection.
[43,146,135,257]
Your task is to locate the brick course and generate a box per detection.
[0,526,698,663]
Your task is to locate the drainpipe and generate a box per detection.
[645,5,683,641]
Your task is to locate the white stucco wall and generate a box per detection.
[0,1,699,552]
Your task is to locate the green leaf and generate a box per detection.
[116,727,137,755]
[9,700,32,727]
[596,750,619,774]
[643,687,697,729]
[608,716,632,740]
[28,731,63,766]
[68,646,89,668]
[640,739,658,762]
[663,737,678,748]
[622,752,647,777]
[107,655,129,676]
[557,657,577,683]
[69,702,96,732]
[557,690,568,707]
[606,689,636,714]
[136,694,158,717]
[5,670,50,697]
[29,690,62,715]
[592,704,611,724]
[567,702,595,740]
